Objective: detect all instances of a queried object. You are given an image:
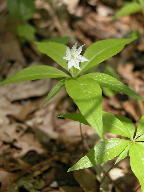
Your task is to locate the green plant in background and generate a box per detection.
[7,0,36,42]
[17,23,37,42]
[115,0,144,18]
[7,0,70,44]
[1,32,144,190]
[7,0,35,21]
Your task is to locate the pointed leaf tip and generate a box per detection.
[78,35,137,74]
[69,138,129,171]
[0,65,69,85]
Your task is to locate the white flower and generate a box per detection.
[63,43,89,70]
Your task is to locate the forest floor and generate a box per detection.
[0,0,144,191]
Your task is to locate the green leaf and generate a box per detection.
[138,0,144,8]
[115,2,142,18]
[0,65,69,85]
[115,114,135,139]
[43,80,65,104]
[78,33,137,74]
[115,144,131,164]
[135,116,144,137]
[82,73,144,101]
[7,0,35,21]
[135,134,144,141]
[17,24,36,41]
[65,77,103,137]
[103,112,134,139]
[130,143,144,192]
[104,65,120,80]
[58,113,89,125]
[60,112,134,139]
[68,138,129,171]
[36,42,68,70]
[102,87,115,98]
[43,36,70,44]
[102,66,119,98]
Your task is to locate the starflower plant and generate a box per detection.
[115,0,144,18]
[0,32,143,138]
[1,32,144,191]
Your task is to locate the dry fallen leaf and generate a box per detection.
[73,169,99,192]
[60,186,83,192]
[0,170,17,192]
[0,31,25,65]
[63,0,80,14]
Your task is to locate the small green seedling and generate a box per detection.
[60,112,144,192]
[115,0,144,18]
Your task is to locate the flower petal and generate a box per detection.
[63,47,71,60]
[68,59,81,70]
[74,60,81,70]
[78,55,89,62]
[76,45,84,55]
[68,59,75,70]
[75,64,81,70]
[71,43,78,55]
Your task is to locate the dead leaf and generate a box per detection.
[0,31,25,65]
[63,0,80,14]
[122,101,139,121]
[60,186,83,192]
[73,169,99,192]
[13,132,45,158]
[0,170,17,192]
[1,79,51,101]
